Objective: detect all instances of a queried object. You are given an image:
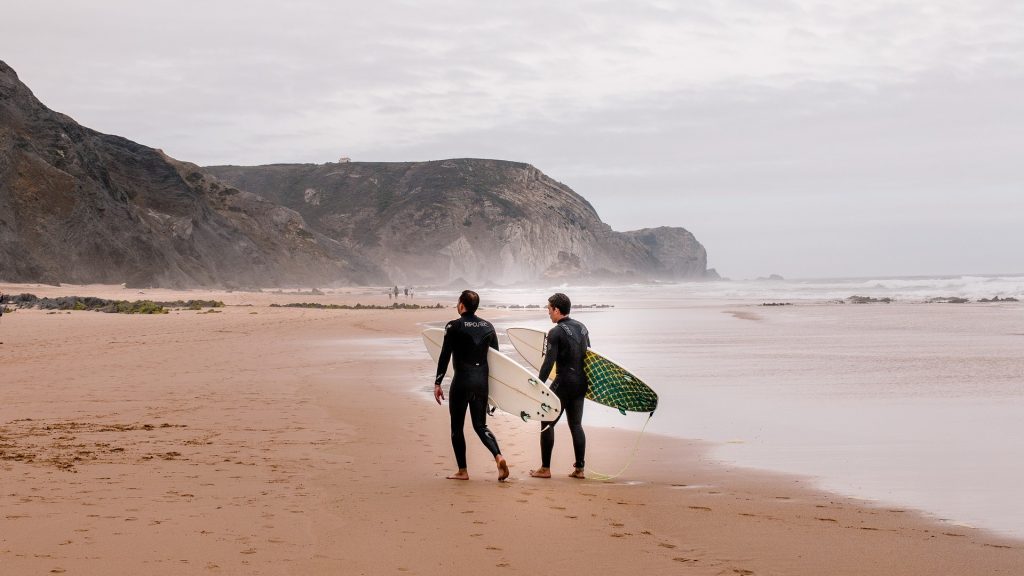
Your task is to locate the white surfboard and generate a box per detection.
[506,327,548,374]
[423,328,561,423]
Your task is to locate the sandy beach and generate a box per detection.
[2,284,1022,575]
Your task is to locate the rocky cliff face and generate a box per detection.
[0,60,383,287]
[622,227,715,279]
[205,160,714,286]
[1,59,713,287]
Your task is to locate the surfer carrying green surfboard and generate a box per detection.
[434,290,511,482]
[530,293,590,480]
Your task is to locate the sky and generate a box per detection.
[2,0,1022,279]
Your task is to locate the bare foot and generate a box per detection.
[569,468,585,479]
[530,467,551,478]
[496,456,509,482]
[447,469,469,480]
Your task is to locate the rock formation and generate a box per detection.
[205,160,716,285]
[1,60,714,287]
[0,60,382,287]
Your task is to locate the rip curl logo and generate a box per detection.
[462,321,490,328]
[558,322,589,350]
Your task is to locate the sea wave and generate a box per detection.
[422,274,1024,305]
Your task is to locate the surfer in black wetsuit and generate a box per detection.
[434,290,510,482]
[530,292,591,480]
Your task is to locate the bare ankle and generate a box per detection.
[496,456,510,482]
[446,469,469,480]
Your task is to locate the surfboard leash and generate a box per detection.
[585,412,653,481]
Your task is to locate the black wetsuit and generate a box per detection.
[538,317,590,469]
[435,313,502,469]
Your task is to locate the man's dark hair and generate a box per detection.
[459,290,480,314]
[548,292,571,315]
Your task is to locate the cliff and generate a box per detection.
[1,60,713,287]
[0,60,383,287]
[205,160,714,285]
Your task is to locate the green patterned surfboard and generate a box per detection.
[582,350,658,414]
[507,327,658,415]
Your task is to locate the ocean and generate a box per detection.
[420,275,1024,538]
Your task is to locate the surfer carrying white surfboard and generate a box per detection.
[434,290,511,482]
[530,292,591,480]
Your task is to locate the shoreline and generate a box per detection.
[2,284,1023,574]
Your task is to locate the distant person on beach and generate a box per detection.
[531,292,590,480]
[434,290,510,482]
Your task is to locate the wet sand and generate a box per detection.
[1,284,1022,575]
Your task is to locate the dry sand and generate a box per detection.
[1,284,1022,575]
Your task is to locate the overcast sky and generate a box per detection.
[3,0,1022,279]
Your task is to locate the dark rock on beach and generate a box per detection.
[848,295,894,304]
